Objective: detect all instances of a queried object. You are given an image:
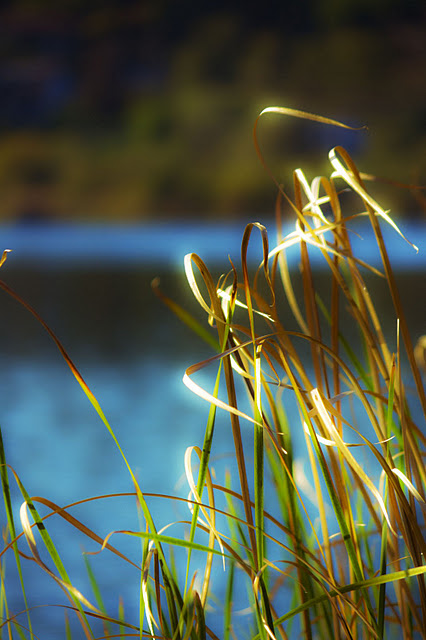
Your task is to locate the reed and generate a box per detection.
[1,107,425,639]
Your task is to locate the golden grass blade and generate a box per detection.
[51,602,142,634]
[183,369,261,427]
[310,388,396,535]
[329,146,418,253]
[182,248,266,572]
[182,339,273,427]
[392,468,425,505]
[141,549,158,637]
[268,222,385,278]
[0,249,11,268]
[184,253,226,327]
[217,288,274,322]
[19,501,101,615]
[414,335,426,374]
[182,261,238,601]
[256,106,366,131]
[273,192,309,335]
[184,446,225,573]
[183,364,222,600]
[303,422,364,448]
[28,496,139,567]
[253,106,366,231]
[267,563,426,632]
[334,148,426,424]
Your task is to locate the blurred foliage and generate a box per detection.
[0,0,424,221]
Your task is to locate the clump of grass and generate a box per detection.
[1,106,425,639]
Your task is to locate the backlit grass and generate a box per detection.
[1,107,425,639]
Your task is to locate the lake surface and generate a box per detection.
[0,220,425,638]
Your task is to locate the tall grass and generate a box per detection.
[1,106,425,639]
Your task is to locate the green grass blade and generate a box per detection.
[83,554,112,637]
[65,611,72,640]
[0,427,34,639]
[110,529,229,559]
[152,277,220,352]
[266,563,426,633]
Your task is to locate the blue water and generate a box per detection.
[1,218,425,269]
[0,220,425,638]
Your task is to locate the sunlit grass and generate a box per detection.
[1,106,425,639]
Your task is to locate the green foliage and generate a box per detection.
[0,2,425,220]
[0,107,425,638]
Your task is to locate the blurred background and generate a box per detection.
[0,2,425,637]
[0,0,425,223]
